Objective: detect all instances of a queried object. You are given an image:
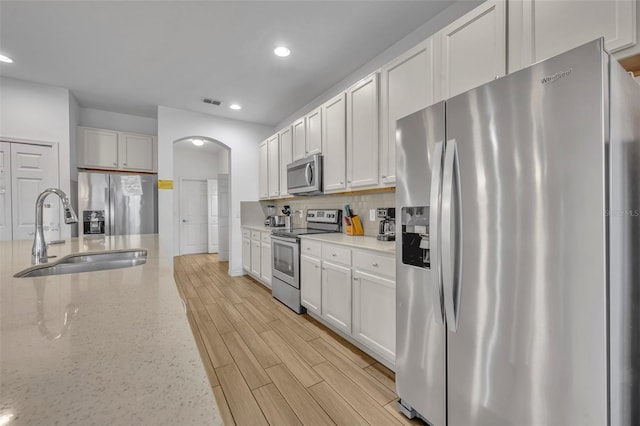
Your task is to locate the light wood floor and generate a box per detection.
[174,253,425,426]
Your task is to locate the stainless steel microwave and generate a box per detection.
[287,154,323,195]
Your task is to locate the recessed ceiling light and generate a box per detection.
[229,104,242,110]
[0,54,14,64]
[192,139,204,147]
[274,46,291,57]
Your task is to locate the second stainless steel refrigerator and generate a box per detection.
[396,39,640,425]
[78,171,158,236]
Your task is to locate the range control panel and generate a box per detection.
[307,209,341,224]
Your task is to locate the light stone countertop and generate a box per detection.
[0,235,221,426]
[300,233,397,254]
[241,224,272,232]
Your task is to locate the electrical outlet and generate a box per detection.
[369,209,376,221]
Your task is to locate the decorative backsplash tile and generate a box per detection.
[260,190,396,237]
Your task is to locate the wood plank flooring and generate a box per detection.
[174,253,426,426]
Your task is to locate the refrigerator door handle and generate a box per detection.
[442,139,463,332]
[429,140,445,325]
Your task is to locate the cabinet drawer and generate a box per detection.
[251,230,262,240]
[354,250,395,278]
[242,228,251,238]
[301,240,321,257]
[261,232,272,243]
[322,244,351,266]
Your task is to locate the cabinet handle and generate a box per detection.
[372,262,378,267]
[381,175,387,178]
[315,265,319,269]
[354,277,359,281]
[113,162,117,166]
[123,162,127,166]
[339,182,344,185]
[306,247,311,250]
[347,181,351,184]
[331,253,337,257]
[322,267,326,271]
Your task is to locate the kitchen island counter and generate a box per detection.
[0,235,221,425]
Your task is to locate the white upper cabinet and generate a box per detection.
[322,93,347,193]
[305,107,323,156]
[278,126,293,197]
[119,133,155,172]
[292,117,306,161]
[267,133,280,198]
[380,37,437,185]
[347,73,380,189]
[78,127,119,170]
[439,0,506,99]
[78,127,156,172]
[509,0,637,72]
[258,140,269,199]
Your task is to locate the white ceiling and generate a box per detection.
[0,1,455,126]
[174,138,228,155]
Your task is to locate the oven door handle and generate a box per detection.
[271,235,299,244]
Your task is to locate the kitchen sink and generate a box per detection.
[14,249,148,278]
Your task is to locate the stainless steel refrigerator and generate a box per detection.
[78,171,158,236]
[396,38,640,426]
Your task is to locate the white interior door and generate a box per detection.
[217,174,230,261]
[207,179,219,253]
[179,178,208,255]
[11,143,60,241]
[0,142,12,241]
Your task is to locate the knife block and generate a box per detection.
[346,215,364,236]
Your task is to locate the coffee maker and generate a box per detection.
[377,207,396,241]
[265,205,286,227]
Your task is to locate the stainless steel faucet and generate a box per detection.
[32,188,78,264]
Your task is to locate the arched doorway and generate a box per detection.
[172,136,230,259]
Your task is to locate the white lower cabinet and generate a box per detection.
[242,228,273,288]
[300,255,322,315]
[242,237,251,270]
[251,240,261,276]
[353,270,395,364]
[260,241,272,287]
[321,260,352,334]
[299,239,396,367]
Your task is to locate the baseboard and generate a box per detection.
[228,268,245,277]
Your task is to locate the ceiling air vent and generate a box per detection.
[201,97,222,106]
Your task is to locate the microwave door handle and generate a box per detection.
[429,141,445,325]
[305,163,313,185]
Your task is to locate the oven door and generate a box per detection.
[271,235,300,287]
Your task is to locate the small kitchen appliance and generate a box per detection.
[287,154,323,195]
[270,209,342,313]
[377,207,395,241]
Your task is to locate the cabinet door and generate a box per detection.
[79,127,118,169]
[301,255,322,315]
[279,126,293,196]
[380,37,436,185]
[267,134,280,197]
[251,239,261,276]
[0,142,11,241]
[119,133,154,171]
[292,118,306,161]
[261,242,272,286]
[242,237,251,270]
[305,107,322,156]
[353,270,396,364]
[322,93,347,193]
[510,0,636,72]
[347,73,380,189]
[440,0,506,99]
[321,261,352,333]
[258,141,269,199]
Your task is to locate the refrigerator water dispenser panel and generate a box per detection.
[83,210,105,235]
[401,206,430,268]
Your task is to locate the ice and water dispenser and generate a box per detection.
[83,210,105,235]
[401,206,430,268]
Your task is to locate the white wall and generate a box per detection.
[173,144,228,252]
[158,106,271,274]
[0,77,73,239]
[80,107,157,135]
[274,0,482,130]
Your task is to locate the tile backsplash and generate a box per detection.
[260,190,396,237]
